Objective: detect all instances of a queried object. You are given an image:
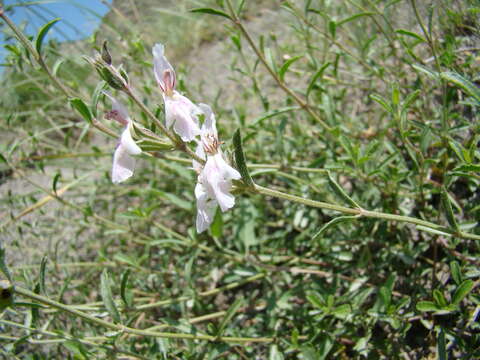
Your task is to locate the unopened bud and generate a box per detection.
[101,40,112,65]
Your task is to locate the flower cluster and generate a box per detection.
[104,43,240,233]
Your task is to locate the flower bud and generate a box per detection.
[101,40,112,65]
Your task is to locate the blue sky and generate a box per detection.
[1,0,112,64]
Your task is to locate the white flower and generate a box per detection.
[194,104,241,233]
[152,43,201,142]
[104,92,142,184]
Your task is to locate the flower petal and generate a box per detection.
[112,142,136,184]
[198,103,217,138]
[195,183,217,233]
[192,141,206,173]
[103,91,130,125]
[120,126,142,155]
[152,43,175,93]
[165,93,201,142]
[213,153,241,180]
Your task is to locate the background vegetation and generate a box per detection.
[1,0,479,358]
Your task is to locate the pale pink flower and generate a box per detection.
[152,43,201,142]
[104,92,142,184]
[194,104,241,233]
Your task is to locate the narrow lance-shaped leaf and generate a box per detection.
[327,171,362,208]
[395,29,427,43]
[70,98,93,124]
[100,269,121,323]
[441,187,459,230]
[35,18,61,55]
[0,247,12,283]
[278,55,303,82]
[38,256,48,295]
[437,328,447,360]
[402,89,421,113]
[337,12,375,26]
[216,297,244,337]
[190,7,232,20]
[312,215,359,240]
[440,71,480,104]
[370,94,393,113]
[233,129,255,188]
[52,172,61,195]
[307,62,330,98]
[120,269,133,308]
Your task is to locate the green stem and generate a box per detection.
[254,184,480,241]
[0,10,73,98]
[13,286,273,344]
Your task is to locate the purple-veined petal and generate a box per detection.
[103,91,130,126]
[152,43,175,93]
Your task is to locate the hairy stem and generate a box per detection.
[14,286,273,344]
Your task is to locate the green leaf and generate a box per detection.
[38,256,48,295]
[440,71,480,104]
[120,269,133,308]
[0,248,12,283]
[395,29,427,42]
[441,187,459,230]
[91,81,106,118]
[433,289,447,308]
[70,98,93,124]
[453,163,480,172]
[249,106,299,127]
[412,64,439,79]
[370,94,392,113]
[307,292,325,309]
[190,7,232,20]
[307,62,330,98]
[233,129,255,188]
[100,269,121,323]
[52,59,65,76]
[416,301,440,312]
[327,171,361,208]
[269,345,284,360]
[52,172,61,195]
[437,328,447,360]
[337,12,375,26]
[278,55,303,82]
[210,207,223,238]
[216,297,244,337]
[301,346,319,360]
[332,304,351,319]
[35,18,61,55]
[450,261,462,285]
[312,215,359,240]
[402,89,421,112]
[452,280,474,305]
